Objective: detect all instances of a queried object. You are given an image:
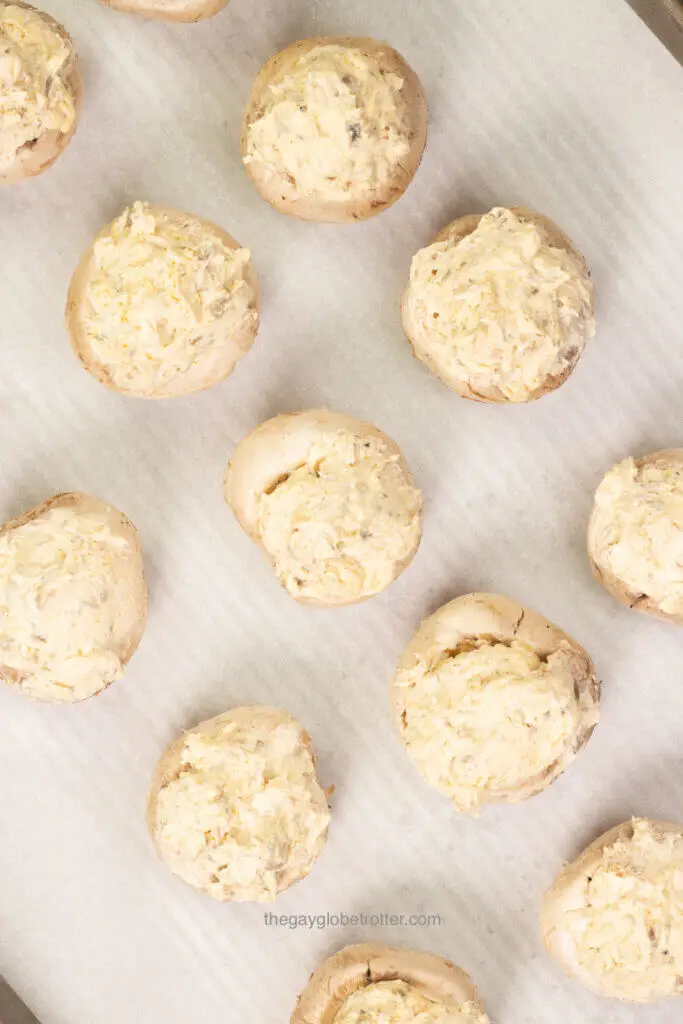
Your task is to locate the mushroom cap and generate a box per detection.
[541,818,683,1002]
[99,0,229,21]
[401,206,592,403]
[588,449,683,626]
[65,203,260,399]
[291,943,488,1023]
[392,592,600,807]
[224,409,423,608]
[0,1,82,185]
[147,706,331,901]
[241,36,427,223]
[0,491,148,702]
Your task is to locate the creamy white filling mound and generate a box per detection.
[561,820,683,1000]
[396,640,583,810]
[255,430,422,603]
[589,455,683,616]
[403,207,595,401]
[245,44,410,201]
[334,981,487,1024]
[153,714,331,901]
[81,202,257,394]
[0,506,135,701]
[0,4,76,170]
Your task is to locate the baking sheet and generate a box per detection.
[626,0,683,64]
[1,1,683,1021]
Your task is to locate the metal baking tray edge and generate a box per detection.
[626,0,683,63]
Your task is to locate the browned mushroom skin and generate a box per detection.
[291,944,489,1023]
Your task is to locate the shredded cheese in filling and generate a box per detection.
[255,431,422,603]
[334,981,487,1024]
[245,44,411,201]
[0,505,139,702]
[80,202,257,395]
[561,820,683,1000]
[396,640,584,810]
[588,455,683,616]
[0,4,76,171]
[153,713,331,901]
[403,208,595,401]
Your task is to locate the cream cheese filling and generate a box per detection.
[403,207,594,401]
[0,506,132,701]
[396,640,582,810]
[254,431,422,602]
[154,715,330,901]
[562,821,683,999]
[589,456,683,615]
[334,981,486,1024]
[0,4,76,170]
[81,202,257,394]
[245,44,410,201]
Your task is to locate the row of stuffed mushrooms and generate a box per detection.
[3,415,683,701]
[4,6,597,404]
[60,200,595,405]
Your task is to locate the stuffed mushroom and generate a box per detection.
[402,207,595,402]
[0,492,147,702]
[225,410,423,607]
[392,593,599,812]
[0,2,81,184]
[148,706,331,902]
[242,37,427,222]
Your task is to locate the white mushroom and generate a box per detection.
[242,37,427,222]
[291,943,489,1024]
[66,201,260,399]
[0,492,147,702]
[99,0,228,21]
[225,410,423,607]
[401,207,595,402]
[541,818,683,1002]
[147,706,331,902]
[0,2,81,184]
[392,593,599,812]
[588,449,683,624]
